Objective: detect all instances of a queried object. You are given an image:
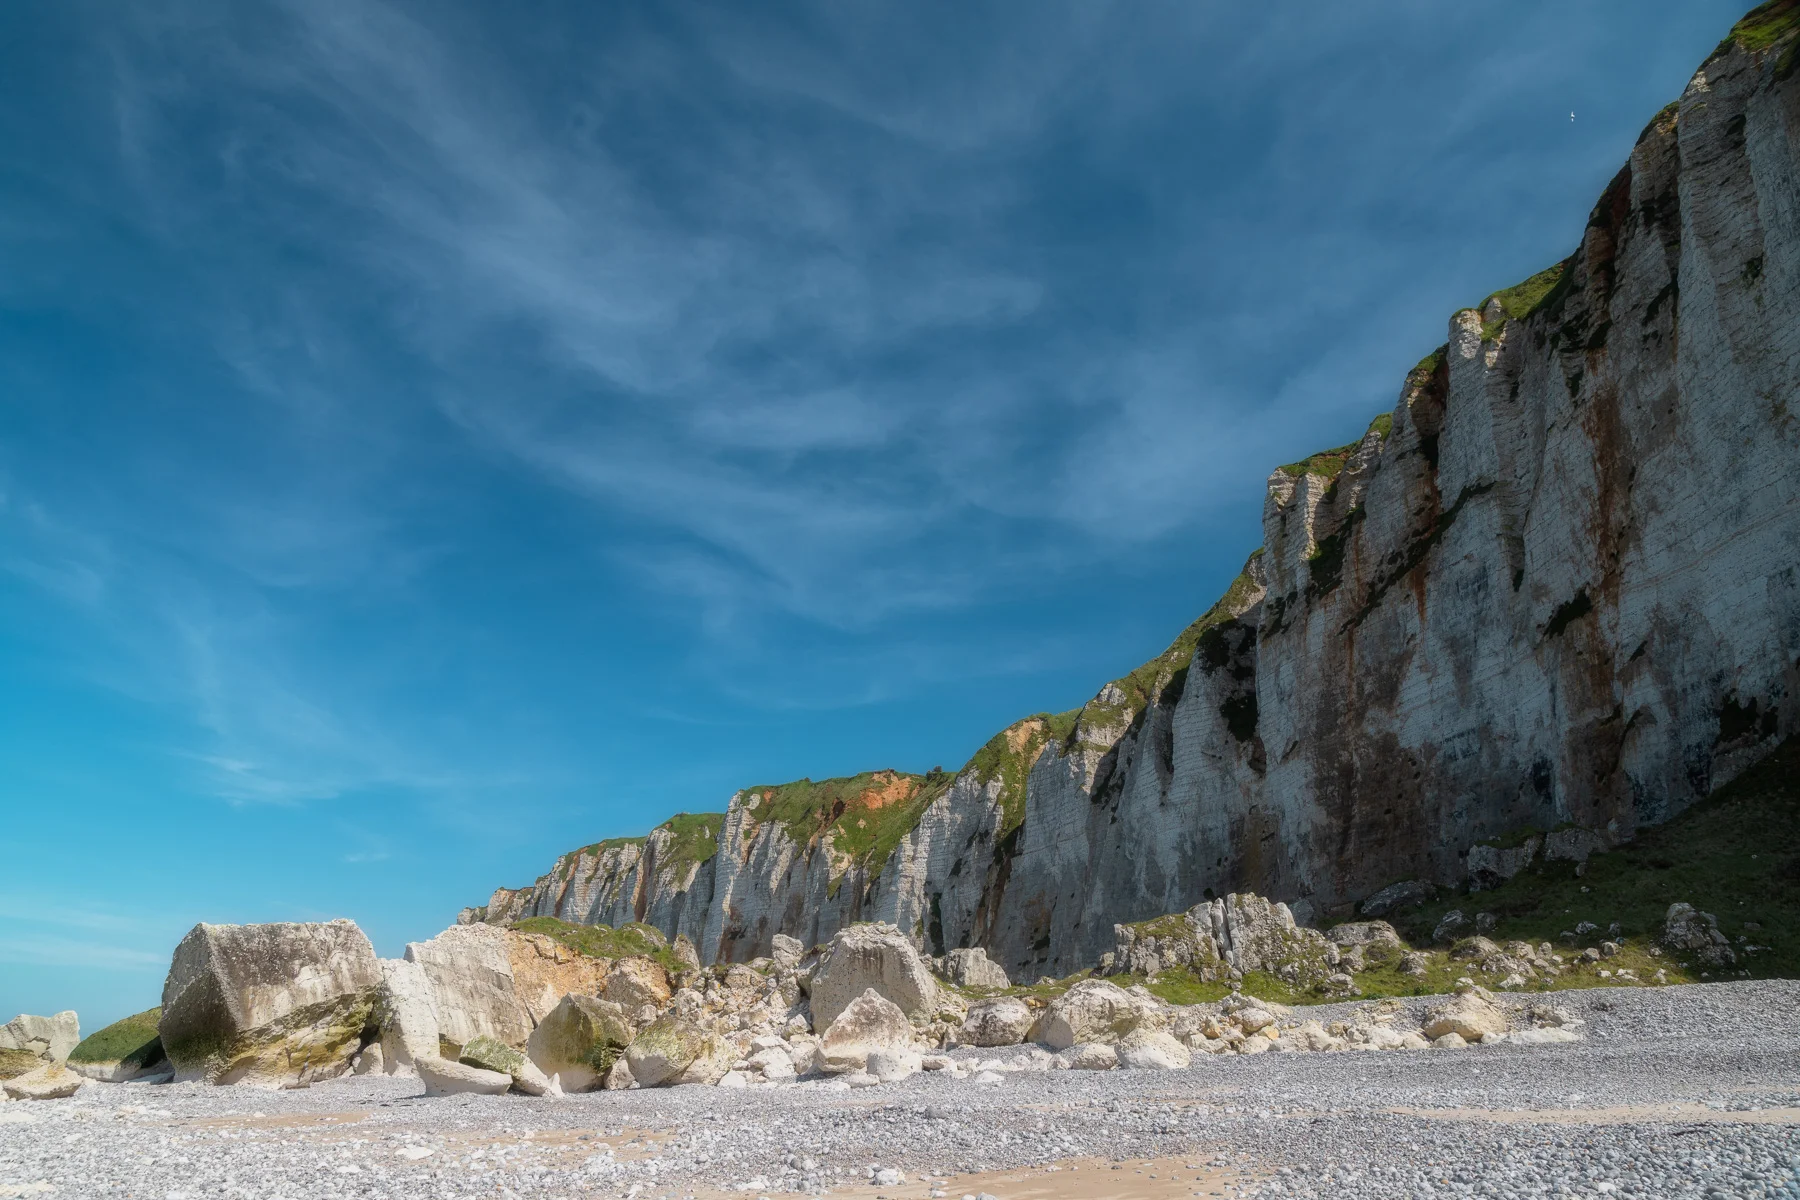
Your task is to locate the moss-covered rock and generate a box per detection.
[67,1008,166,1082]
[526,994,634,1092]
[160,920,384,1087]
[624,1016,721,1087]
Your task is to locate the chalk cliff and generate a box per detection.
[464,5,1800,979]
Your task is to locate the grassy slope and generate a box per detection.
[1394,736,1800,978]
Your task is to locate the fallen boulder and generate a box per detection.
[809,924,939,1029]
[66,1008,165,1083]
[404,924,531,1056]
[2,1062,82,1101]
[1109,894,1338,988]
[459,1035,555,1096]
[942,948,1010,990]
[1055,1043,1117,1071]
[1116,1029,1191,1070]
[624,1016,720,1087]
[526,994,634,1092]
[958,997,1034,1047]
[1028,979,1164,1050]
[416,1056,511,1096]
[1422,987,1509,1042]
[820,988,916,1074]
[1662,902,1736,966]
[160,920,384,1087]
[770,934,805,970]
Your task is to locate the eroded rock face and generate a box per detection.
[404,924,531,1055]
[505,932,611,1024]
[462,25,1800,979]
[160,920,383,1087]
[604,959,672,1010]
[526,995,633,1093]
[809,924,939,1029]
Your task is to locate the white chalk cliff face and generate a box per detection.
[469,27,1800,980]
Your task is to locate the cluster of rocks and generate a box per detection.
[8,888,1743,1105]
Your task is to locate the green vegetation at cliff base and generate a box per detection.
[1393,734,1800,980]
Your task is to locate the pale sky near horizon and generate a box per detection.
[0,0,1749,1030]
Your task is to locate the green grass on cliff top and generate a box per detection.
[742,770,952,884]
[657,812,724,876]
[68,1007,164,1068]
[571,812,722,877]
[1477,261,1569,339]
[509,916,684,971]
[1067,556,1264,752]
[1718,0,1800,54]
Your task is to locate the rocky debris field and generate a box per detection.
[2,980,1798,1199]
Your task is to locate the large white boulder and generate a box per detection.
[958,997,1034,1047]
[160,919,384,1087]
[809,924,940,1029]
[1116,1029,1192,1070]
[1027,980,1165,1050]
[377,958,439,1074]
[404,924,531,1054]
[820,988,918,1074]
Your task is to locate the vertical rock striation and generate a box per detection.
[468,10,1800,980]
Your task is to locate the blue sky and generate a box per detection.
[1,0,1747,1030]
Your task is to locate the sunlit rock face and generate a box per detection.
[474,31,1800,980]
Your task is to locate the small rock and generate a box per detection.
[1433,910,1469,944]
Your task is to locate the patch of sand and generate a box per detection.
[689,1156,1263,1200]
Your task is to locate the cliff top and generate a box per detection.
[1716,0,1800,60]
